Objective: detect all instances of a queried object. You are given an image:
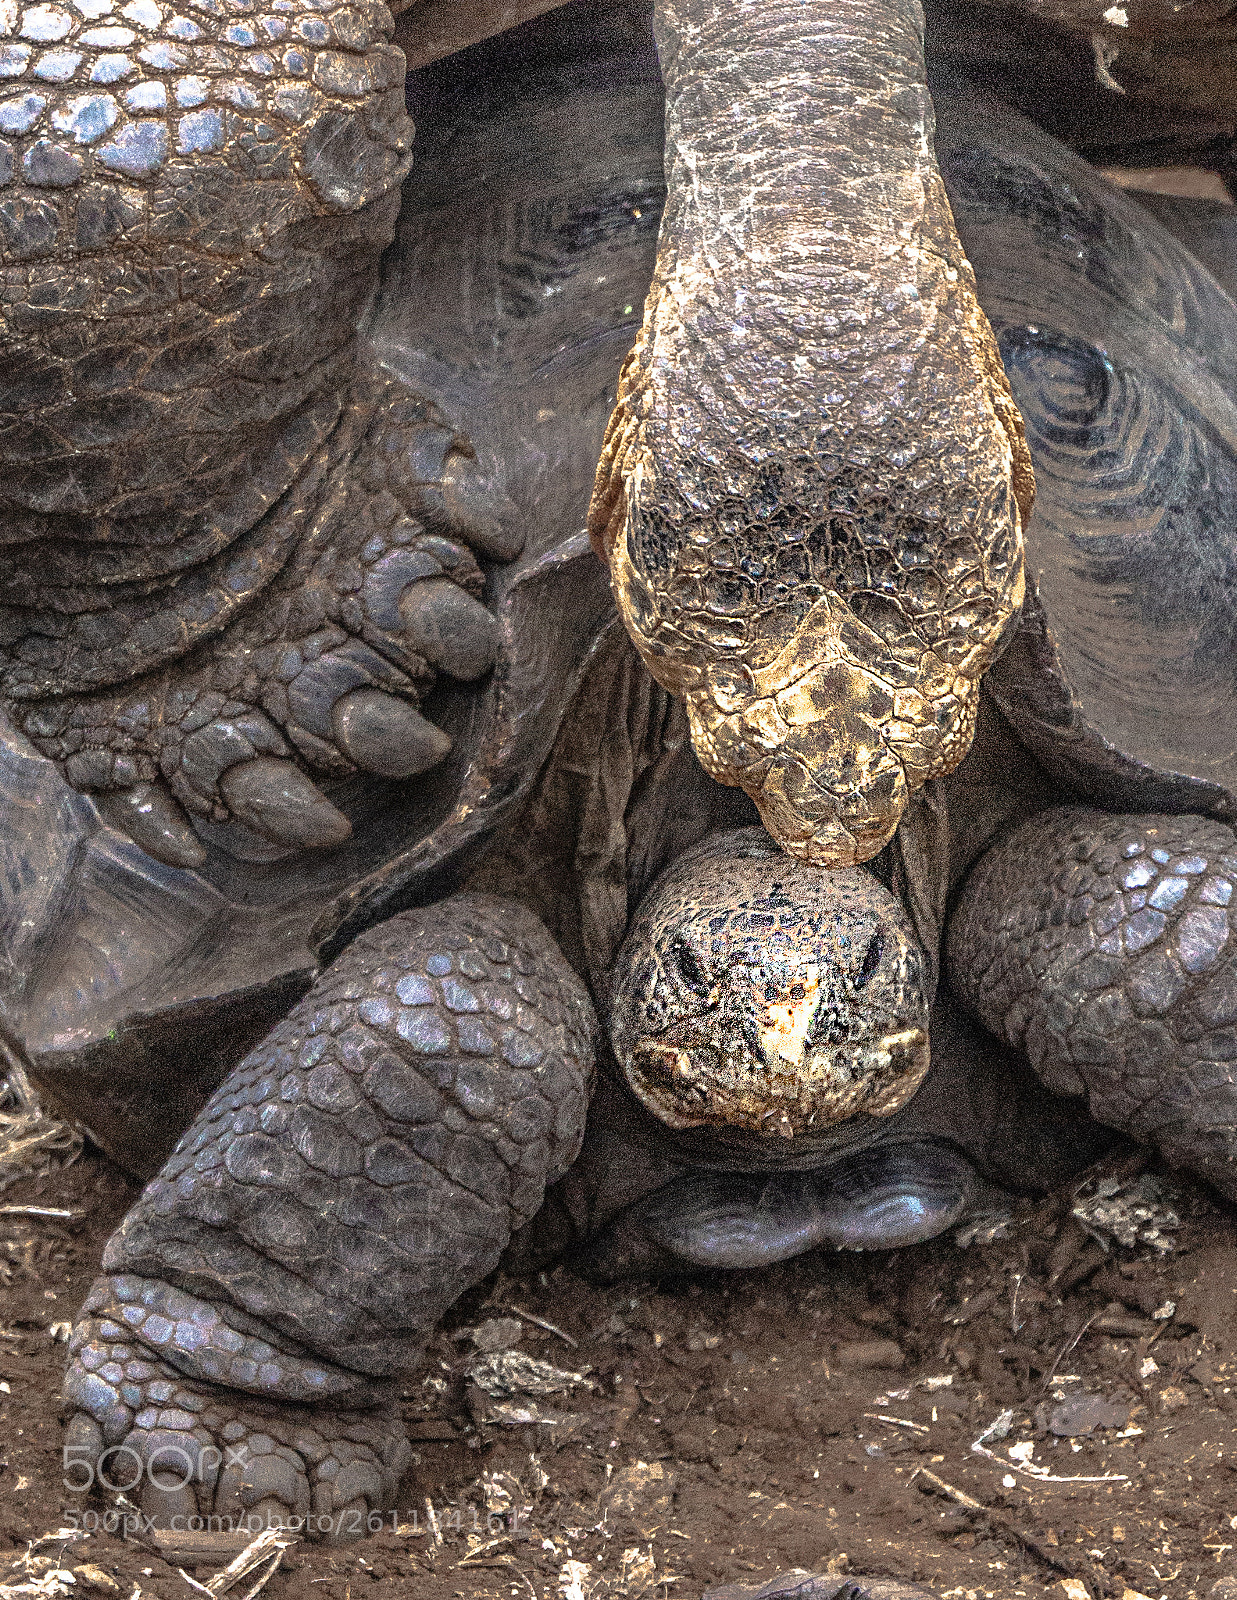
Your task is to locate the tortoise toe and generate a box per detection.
[96,783,207,872]
[219,758,353,849]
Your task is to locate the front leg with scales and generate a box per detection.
[949,807,1237,1199]
[63,892,595,1533]
[0,0,519,860]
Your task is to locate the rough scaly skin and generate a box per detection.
[609,828,931,1137]
[65,893,596,1531]
[949,807,1237,1199]
[16,380,511,843]
[589,0,1032,867]
[0,0,517,853]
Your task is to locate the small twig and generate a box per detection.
[0,1205,80,1219]
[504,1305,579,1350]
[864,1413,930,1434]
[972,1409,1014,1454]
[970,1410,1125,1484]
[1139,1321,1168,1354]
[911,1469,1090,1585]
[1010,1272,1026,1334]
[1042,1312,1098,1392]
[202,1527,295,1597]
[912,1469,984,1510]
[1091,33,1126,93]
[424,1498,443,1547]
[457,1535,514,1567]
[974,1446,1126,1486]
[237,1553,284,1600]
[0,1030,36,1110]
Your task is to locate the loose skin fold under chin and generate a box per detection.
[589,0,1032,868]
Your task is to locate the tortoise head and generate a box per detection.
[608,828,931,1138]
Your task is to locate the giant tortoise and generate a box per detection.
[0,0,1230,875]
[24,24,1237,1539]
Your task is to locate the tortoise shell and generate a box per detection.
[934,73,1237,820]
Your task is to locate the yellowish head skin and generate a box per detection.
[609,830,932,1138]
[592,351,1028,868]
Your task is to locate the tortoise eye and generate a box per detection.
[856,930,884,988]
[669,937,710,997]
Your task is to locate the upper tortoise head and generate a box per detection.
[609,829,932,1138]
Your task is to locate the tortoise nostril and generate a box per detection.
[856,930,884,988]
[669,936,710,997]
[807,999,848,1049]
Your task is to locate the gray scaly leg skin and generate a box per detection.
[0,0,517,861]
[64,893,595,1534]
[579,1140,987,1281]
[948,807,1237,1199]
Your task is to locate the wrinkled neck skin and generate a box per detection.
[593,0,1029,867]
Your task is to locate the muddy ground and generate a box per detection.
[3,1143,1237,1600]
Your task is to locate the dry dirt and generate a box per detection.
[3,1144,1237,1600]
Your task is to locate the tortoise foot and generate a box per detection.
[61,896,594,1537]
[65,1278,409,1541]
[16,375,521,863]
[579,1140,995,1281]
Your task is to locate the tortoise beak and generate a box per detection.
[755,962,823,1073]
[622,1017,932,1138]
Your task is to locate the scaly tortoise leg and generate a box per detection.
[0,0,517,863]
[63,893,595,1535]
[949,807,1237,1199]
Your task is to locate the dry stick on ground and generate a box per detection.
[0,1028,36,1111]
[1042,1311,1100,1392]
[911,1468,1110,1599]
[504,1305,580,1349]
[0,1205,80,1219]
[457,1535,517,1567]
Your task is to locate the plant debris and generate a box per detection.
[1072,1173,1180,1253]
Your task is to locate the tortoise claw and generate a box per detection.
[399,577,499,682]
[432,444,522,561]
[96,782,207,871]
[399,421,523,562]
[284,637,421,749]
[219,757,352,849]
[332,687,453,778]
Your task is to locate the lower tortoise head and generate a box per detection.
[608,828,931,1138]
